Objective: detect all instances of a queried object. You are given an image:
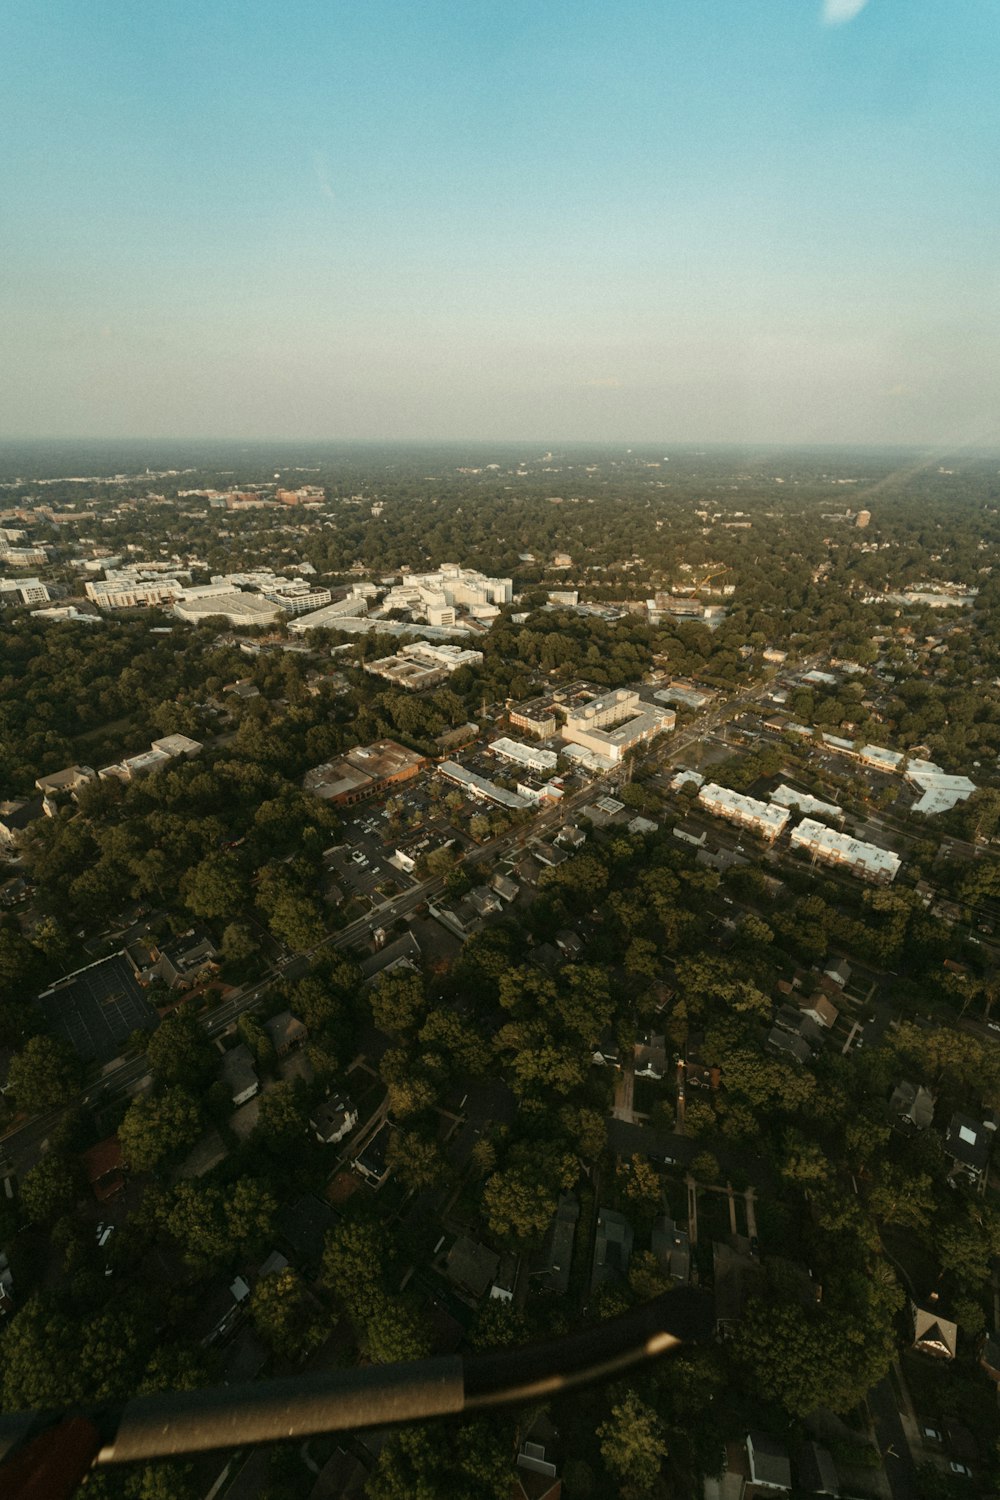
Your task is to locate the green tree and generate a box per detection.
[119,1086,202,1174]
[598,1388,669,1497]
[145,1012,215,1090]
[18,1152,82,1224]
[251,1267,327,1361]
[7,1034,81,1113]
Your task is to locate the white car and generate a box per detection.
[950,1462,972,1477]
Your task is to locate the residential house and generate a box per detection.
[359,930,422,983]
[945,1113,990,1180]
[468,885,501,918]
[797,993,839,1029]
[822,958,852,990]
[773,1006,825,1049]
[490,872,519,904]
[634,1033,667,1081]
[591,1208,633,1293]
[0,796,44,851]
[446,1236,500,1301]
[592,1031,621,1069]
[889,1081,935,1132]
[651,1215,690,1283]
[154,930,219,990]
[767,1028,812,1065]
[714,1241,763,1337]
[912,1301,958,1359]
[554,929,584,960]
[746,1432,792,1493]
[310,1094,358,1146]
[81,1136,125,1204]
[264,1011,308,1057]
[353,1121,393,1187]
[542,1194,579,1296]
[34,765,96,799]
[221,1044,259,1107]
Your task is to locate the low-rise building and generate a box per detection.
[304,740,426,806]
[945,1112,990,1179]
[310,1095,358,1145]
[697,784,790,843]
[789,818,901,884]
[365,640,484,689]
[437,760,532,810]
[35,765,96,798]
[489,737,558,774]
[769,784,844,824]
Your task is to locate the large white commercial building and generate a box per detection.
[489,737,558,774]
[697,784,790,842]
[173,587,281,627]
[262,580,333,615]
[382,565,512,625]
[86,571,189,609]
[560,689,675,767]
[790,818,901,884]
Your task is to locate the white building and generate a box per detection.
[173,588,281,627]
[437,761,532,810]
[287,595,370,632]
[906,768,977,816]
[365,640,483,689]
[790,818,901,884]
[382,565,512,623]
[697,784,790,842]
[262,580,333,615]
[0,578,50,606]
[86,573,188,609]
[489,737,558,774]
[770,784,843,824]
[561,689,674,767]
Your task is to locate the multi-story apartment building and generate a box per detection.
[697,784,790,842]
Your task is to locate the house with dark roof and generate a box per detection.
[352,1121,393,1187]
[945,1113,990,1179]
[767,1027,812,1064]
[591,1208,633,1293]
[651,1214,690,1283]
[635,1032,667,1080]
[446,1236,500,1301]
[542,1194,579,1295]
[264,1010,308,1056]
[311,1094,358,1145]
[0,796,43,851]
[746,1432,791,1492]
[221,1044,259,1107]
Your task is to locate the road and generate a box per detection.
[868,1375,918,1500]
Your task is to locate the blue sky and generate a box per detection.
[2,0,998,443]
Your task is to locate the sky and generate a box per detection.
[1,0,999,446]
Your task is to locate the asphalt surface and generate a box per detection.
[868,1375,919,1500]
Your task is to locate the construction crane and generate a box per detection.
[675,565,730,597]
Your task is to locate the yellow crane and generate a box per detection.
[676,565,730,596]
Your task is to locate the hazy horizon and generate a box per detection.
[4,1,999,448]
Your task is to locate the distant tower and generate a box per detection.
[856,510,871,528]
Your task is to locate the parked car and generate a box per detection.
[950,1462,972,1477]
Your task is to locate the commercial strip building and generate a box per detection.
[365,641,484,690]
[769,784,844,824]
[790,818,901,884]
[697,784,791,842]
[489,737,558,774]
[653,681,714,710]
[785,727,978,817]
[304,740,425,806]
[437,761,532,810]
